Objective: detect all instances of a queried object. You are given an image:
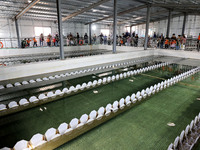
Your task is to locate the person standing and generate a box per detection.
[26,38,31,47]
[93,34,97,44]
[47,34,52,47]
[164,37,169,49]
[40,33,44,46]
[160,34,164,49]
[171,33,177,40]
[181,35,186,50]
[21,38,27,48]
[33,37,37,47]
[103,35,107,45]
[132,31,135,37]
[153,32,157,39]
[52,37,56,46]
[122,33,126,45]
[84,33,88,44]
[108,34,111,45]
[153,32,157,46]
[55,33,59,46]
[99,33,103,44]
[176,35,181,50]
[77,33,80,45]
[134,34,139,47]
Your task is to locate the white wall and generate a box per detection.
[0,18,58,48]
[0,18,113,48]
[0,18,17,48]
[1,15,200,48]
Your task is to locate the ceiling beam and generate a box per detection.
[15,0,40,20]
[131,13,183,27]
[117,10,167,25]
[152,3,200,8]
[62,0,110,22]
[85,4,147,25]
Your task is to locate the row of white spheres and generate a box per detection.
[1,54,157,68]
[2,57,59,66]
[24,63,171,103]
[59,67,197,98]
[2,63,168,101]
[113,68,199,110]
[1,60,145,89]
[1,62,168,92]
[1,65,197,112]
[4,53,66,61]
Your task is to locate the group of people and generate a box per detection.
[21,38,33,48]
[66,32,99,46]
[65,32,139,46]
[115,31,200,51]
[116,32,139,47]
[20,31,200,52]
[151,32,187,50]
[39,33,60,47]
[66,33,89,46]
[21,33,60,48]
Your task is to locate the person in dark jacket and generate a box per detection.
[134,34,139,47]
[77,33,80,44]
[160,34,165,49]
[84,33,88,44]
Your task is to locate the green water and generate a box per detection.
[56,72,200,150]
[0,63,197,149]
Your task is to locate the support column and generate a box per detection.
[130,25,132,37]
[166,9,172,38]
[112,0,117,53]
[89,23,92,45]
[56,0,64,60]
[182,12,187,35]
[144,4,151,50]
[15,17,21,48]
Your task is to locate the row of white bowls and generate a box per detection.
[3,67,199,150]
[0,62,168,111]
[0,57,155,90]
[0,50,105,62]
[0,50,106,67]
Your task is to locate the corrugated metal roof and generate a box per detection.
[0,0,199,25]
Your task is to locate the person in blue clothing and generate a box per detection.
[125,31,130,37]
[103,35,107,45]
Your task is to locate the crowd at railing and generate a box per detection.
[1,32,200,52]
[168,113,200,150]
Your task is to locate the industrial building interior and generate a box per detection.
[0,0,200,150]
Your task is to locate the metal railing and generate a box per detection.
[0,37,200,52]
